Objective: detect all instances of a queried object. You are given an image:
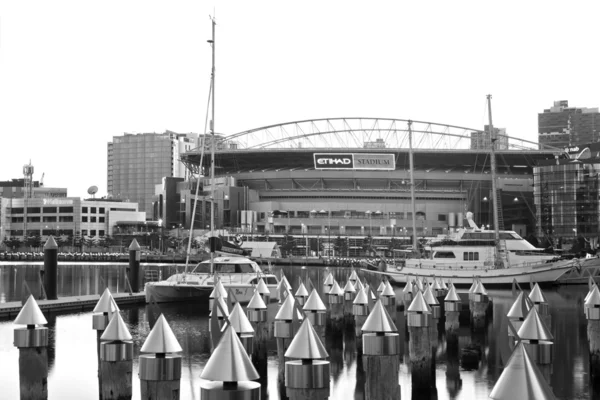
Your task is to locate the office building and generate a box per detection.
[107,131,196,215]
[538,100,600,149]
[470,125,509,150]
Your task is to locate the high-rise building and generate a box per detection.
[538,100,600,149]
[107,131,196,216]
[470,125,509,150]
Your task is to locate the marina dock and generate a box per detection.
[0,292,146,319]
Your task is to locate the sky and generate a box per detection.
[2,1,600,199]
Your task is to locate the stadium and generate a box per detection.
[179,117,561,258]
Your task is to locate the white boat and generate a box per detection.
[371,214,576,285]
[366,95,577,286]
[145,256,279,304]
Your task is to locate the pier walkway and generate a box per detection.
[0,292,146,319]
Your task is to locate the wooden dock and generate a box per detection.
[0,292,146,319]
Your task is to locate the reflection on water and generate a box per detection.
[0,264,595,399]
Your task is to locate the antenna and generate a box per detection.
[87,185,99,198]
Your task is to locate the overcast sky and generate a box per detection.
[2,1,599,199]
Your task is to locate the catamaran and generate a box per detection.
[145,18,278,303]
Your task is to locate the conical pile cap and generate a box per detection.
[361,299,398,333]
[403,281,413,294]
[377,281,386,293]
[128,238,141,251]
[303,289,327,311]
[343,280,356,293]
[281,275,292,290]
[474,280,488,295]
[489,342,557,400]
[444,284,461,302]
[328,280,344,296]
[275,294,303,321]
[295,282,309,297]
[440,280,448,290]
[324,273,334,285]
[140,314,183,353]
[285,317,329,359]
[416,278,424,291]
[355,279,365,291]
[433,279,443,290]
[228,303,255,335]
[93,288,117,314]
[407,291,432,313]
[423,285,439,305]
[43,236,58,250]
[256,278,270,295]
[585,285,600,307]
[528,283,547,304]
[382,281,395,297]
[348,269,358,282]
[507,292,530,320]
[14,295,47,325]
[518,307,554,342]
[100,312,132,341]
[353,287,369,305]
[468,280,477,294]
[247,289,267,310]
[215,280,228,298]
[201,325,259,382]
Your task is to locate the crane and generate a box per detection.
[40,172,45,187]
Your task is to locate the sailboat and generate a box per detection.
[145,18,279,304]
[371,95,577,286]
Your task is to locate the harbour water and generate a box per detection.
[0,262,596,399]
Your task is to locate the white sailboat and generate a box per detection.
[371,95,577,285]
[145,18,278,303]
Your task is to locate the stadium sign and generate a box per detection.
[314,153,395,170]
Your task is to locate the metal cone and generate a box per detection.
[585,285,600,307]
[507,292,530,320]
[228,303,255,335]
[93,288,117,313]
[328,280,344,296]
[517,307,553,342]
[343,280,356,293]
[324,273,334,285]
[247,289,267,310]
[14,295,47,326]
[295,282,309,297]
[376,281,386,293]
[100,311,132,341]
[489,342,557,400]
[140,314,183,353]
[423,285,439,305]
[361,299,398,333]
[303,289,327,311]
[353,287,369,305]
[382,281,395,297]
[43,236,58,250]
[285,317,329,359]
[129,238,141,251]
[528,283,547,304]
[407,291,431,313]
[276,294,303,321]
[256,278,270,295]
[201,325,259,382]
[444,284,461,302]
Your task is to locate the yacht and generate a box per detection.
[145,256,279,304]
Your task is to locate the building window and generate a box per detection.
[82,229,88,236]
[91,207,97,213]
[27,207,41,214]
[43,216,57,222]
[82,207,88,213]
[82,216,88,222]
[27,217,41,223]
[99,217,105,223]
[99,207,105,214]
[438,214,447,222]
[11,217,24,223]
[59,216,73,222]
[43,207,57,213]
[59,207,74,213]
[90,229,97,236]
[91,216,97,223]
[99,230,105,236]
[12,207,24,214]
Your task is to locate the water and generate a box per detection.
[0,263,597,399]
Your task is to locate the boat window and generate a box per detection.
[434,251,455,259]
[463,252,479,261]
[266,277,278,285]
[499,232,519,240]
[195,263,211,273]
[215,263,236,273]
[236,264,255,273]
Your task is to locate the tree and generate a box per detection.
[57,235,70,251]
[25,234,43,250]
[73,233,83,252]
[362,235,375,256]
[82,237,94,251]
[333,236,348,257]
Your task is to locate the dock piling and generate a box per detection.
[99,311,134,399]
[43,236,58,300]
[128,239,141,293]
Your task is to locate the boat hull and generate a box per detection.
[366,260,576,286]
[145,283,278,304]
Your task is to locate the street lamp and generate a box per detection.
[366,210,372,236]
[158,218,163,254]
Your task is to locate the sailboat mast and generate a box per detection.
[209,18,216,273]
[408,120,418,255]
[487,94,502,267]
